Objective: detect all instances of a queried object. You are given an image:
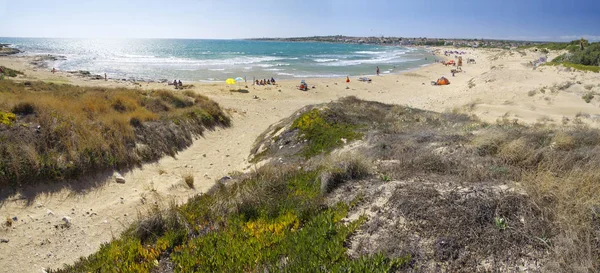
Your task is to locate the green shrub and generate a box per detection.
[51,166,408,273]
[0,66,23,77]
[582,92,595,103]
[11,102,35,115]
[292,108,362,157]
[0,111,16,126]
[544,62,600,73]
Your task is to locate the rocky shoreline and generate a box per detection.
[0,43,21,56]
[28,54,171,84]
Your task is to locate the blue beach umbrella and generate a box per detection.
[235,77,244,82]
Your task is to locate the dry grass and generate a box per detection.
[52,97,600,272]
[183,174,194,189]
[256,98,600,271]
[320,153,371,194]
[0,79,230,188]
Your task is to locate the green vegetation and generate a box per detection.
[0,111,16,126]
[544,61,600,73]
[538,39,600,72]
[52,97,600,271]
[553,43,600,66]
[0,78,230,188]
[0,66,24,77]
[292,108,362,157]
[520,39,588,52]
[51,164,408,273]
[582,92,595,103]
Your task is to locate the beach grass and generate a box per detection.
[544,62,600,73]
[0,78,230,188]
[48,97,600,272]
[50,163,409,273]
[292,108,362,158]
[0,66,24,77]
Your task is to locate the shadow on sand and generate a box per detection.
[230,89,249,93]
[0,123,230,207]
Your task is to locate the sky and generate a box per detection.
[0,0,599,41]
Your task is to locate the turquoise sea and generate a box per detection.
[0,38,435,82]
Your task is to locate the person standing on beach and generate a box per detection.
[376,66,380,76]
[104,73,107,81]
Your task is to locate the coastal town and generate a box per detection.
[253,35,542,48]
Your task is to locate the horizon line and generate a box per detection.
[0,35,594,43]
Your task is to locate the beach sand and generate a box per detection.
[1,47,600,272]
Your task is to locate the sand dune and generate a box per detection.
[1,46,599,272]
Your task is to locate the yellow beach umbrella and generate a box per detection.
[226,78,236,85]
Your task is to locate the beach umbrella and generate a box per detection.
[226,78,236,85]
[235,77,244,82]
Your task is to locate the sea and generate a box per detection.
[0,38,435,82]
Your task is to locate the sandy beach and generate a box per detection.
[1,46,600,272]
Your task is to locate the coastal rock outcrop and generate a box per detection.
[0,44,21,56]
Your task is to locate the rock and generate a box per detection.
[218,176,232,183]
[41,238,51,245]
[253,95,259,99]
[0,238,8,243]
[115,173,126,183]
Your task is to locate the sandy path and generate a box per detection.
[1,47,600,272]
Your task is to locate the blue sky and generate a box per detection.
[0,0,598,41]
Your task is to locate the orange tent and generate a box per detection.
[436,77,450,85]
